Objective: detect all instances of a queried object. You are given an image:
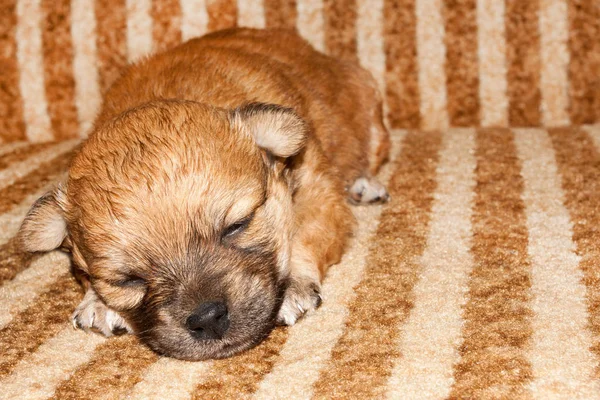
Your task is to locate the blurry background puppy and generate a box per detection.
[18,28,390,360]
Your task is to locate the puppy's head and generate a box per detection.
[19,100,307,359]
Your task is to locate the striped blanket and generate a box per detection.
[2,0,600,399]
[2,127,600,399]
[1,0,598,142]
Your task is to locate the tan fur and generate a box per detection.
[18,28,390,360]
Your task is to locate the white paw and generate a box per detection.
[72,289,132,337]
[277,278,322,326]
[348,177,389,204]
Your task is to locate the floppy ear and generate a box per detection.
[19,186,68,253]
[231,103,308,158]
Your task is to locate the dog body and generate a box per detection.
[19,28,390,360]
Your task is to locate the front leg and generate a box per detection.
[277,269,323,326]
[277,159,355,325]
[72,287,133,336]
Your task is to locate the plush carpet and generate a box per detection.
[1,0,600,399]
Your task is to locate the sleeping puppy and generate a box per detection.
[18,28,390,360]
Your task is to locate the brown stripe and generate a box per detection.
[0,274,80,377]
[264,0,297,29]
[51,335,158,399]
[505,0,542,126]
[207,0,238,32]
[548,127,600,378]
[0,142,53,171]
[0,150,74,215]
[40,0,78,140]
[383,0,420,129]
[323,0,358,62]
[312,130,441,399]
[0,0,26,142]
[449,128,533,398]
[151,0,182,53]
[95,0,128,94]
[443,0,480,126]
[567,0,600,124]
[0,237,40,287]
[192,328,288,399]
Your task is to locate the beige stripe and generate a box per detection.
[0,251,70,330]
[0,142,30,157]
[538,0,570,127]
[180,0,208,40]
[71,0,102,137]
[253,130,405,399]
[126,0,153,62]
[415,0,448,131]
[356,0,385,95]
[127,358,213,400]
[0,327,104,400]
[0,140,76,190]
[386,128,476,399]
[237,0,265,28]
[514,128,600,398]
[477,0,508,127]
[16,0,52,142]
[296,0,325,52]
[583,125,600,151]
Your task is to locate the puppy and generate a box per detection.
[18,28,390,360]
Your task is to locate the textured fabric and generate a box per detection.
[1,0,599,142]
[2,127,600,398]
[2,1,600,399]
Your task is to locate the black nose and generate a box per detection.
[186,301,229,340]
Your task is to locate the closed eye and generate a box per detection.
[222,213,254,239]
[115,274,147,288]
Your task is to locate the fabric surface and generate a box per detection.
[1,0,599,143]
[2,1,600,399]
[2,127,600,399]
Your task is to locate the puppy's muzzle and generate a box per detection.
[185,301,230,340]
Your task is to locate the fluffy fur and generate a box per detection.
[19,28,390,360]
